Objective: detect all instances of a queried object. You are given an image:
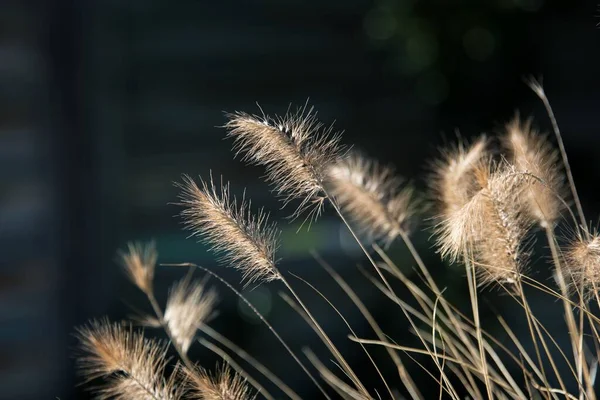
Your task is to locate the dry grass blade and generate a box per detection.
[164,277,218,353]
[177,175,280,285]
[168,262,332,399]
[502,115,565,228]
[182,363,255,400]
[289,270,394,399]
[199,325,302,400]
[75,319,181,400]
[327,152,419,246]
[225,105,343,220]
[197,339,274,400]
[303,349,372,400]
[312,252,423,400]
[119,242,157,296]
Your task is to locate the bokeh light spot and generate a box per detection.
[403,30,438,73]
[514,0,544,12]
[364,7,397,41]
[415,71,449,105]
[463,26,496,62]
[238,285,273,324]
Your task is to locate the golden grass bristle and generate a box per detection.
[164,278,218,354]
[437,161,533,285]
[564,232,600,299]
[327,152,419,245]
[502,115,565,228]
[177,175,280,285]
[431,136,489,219]
[75,319,181,400]
[119,242,157,296]
[225,105,343,220]
[182,363,254,400]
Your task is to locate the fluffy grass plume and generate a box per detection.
[164,278,219,353]
[437,161,533,285]
[327,152,418,245]
[76,319,181,400]
[182,364,254,400]
[119,242,157,296]
[177,175,280,285]
[564,231,600,299]
[502,115,565,228]
[431,136,489,219]
[225,105,343,219]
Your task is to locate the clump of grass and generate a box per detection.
[75,82,600,400]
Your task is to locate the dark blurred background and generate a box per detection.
[1,0,599,399]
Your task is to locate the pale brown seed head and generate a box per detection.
[183,364,254,400]
[470,163,533,285]
[327,153,419,245]
[119,242,157,295]
[437,161,533,286]
[432,136,489,262]
[431,136,489,219]
[225,106,343,220]
[564,232,600,298]
[502,115,565,228]
[76,319,181,400]
[164,278,218,353]
[177,175,280,285]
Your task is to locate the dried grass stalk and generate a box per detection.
[177,175,280,285]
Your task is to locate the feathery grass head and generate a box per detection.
[564,231,600,299]
[164,277,218,353]
[327,152,419,245]
[119,242,157,295]
[177,175,280,285]
[182,363,254,400]
[436,161,533,285]
[470,162,534,285]
[76,319,180,399]
[431,136,489,219]
[502,114,565,228]
[225,105,344,220]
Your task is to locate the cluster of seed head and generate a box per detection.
[433,118,567,286]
